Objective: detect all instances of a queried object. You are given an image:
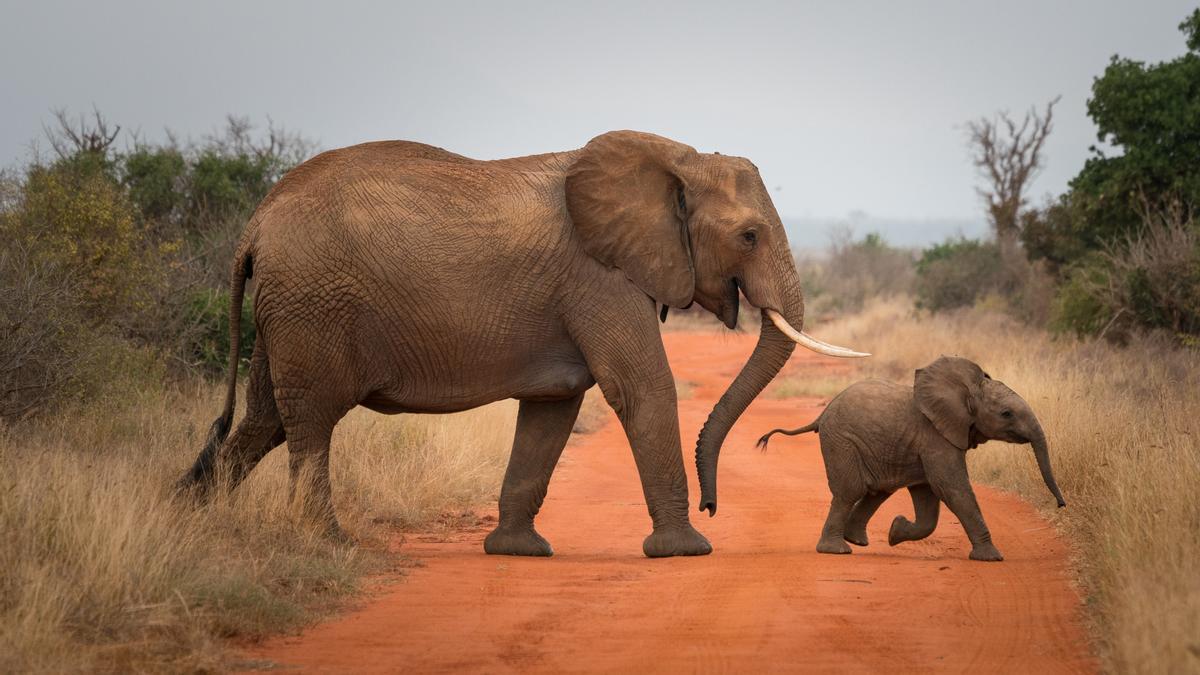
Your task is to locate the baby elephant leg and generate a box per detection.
[888,484,940,546]
[843,491,893,546]
[817,494,862,554]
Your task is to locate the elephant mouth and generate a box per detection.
[721,278,741,329]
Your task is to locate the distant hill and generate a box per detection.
[783,216,988,252]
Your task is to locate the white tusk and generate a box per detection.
[765,309,871,358]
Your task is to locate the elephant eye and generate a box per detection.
[741,230,758,246]
[1001,410,1013,419]
[676,189,687,216]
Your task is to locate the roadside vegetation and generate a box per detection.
[0,383,516,672]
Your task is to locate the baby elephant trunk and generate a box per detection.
[1031,431,1066,508]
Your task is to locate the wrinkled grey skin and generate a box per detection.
[757,356,1065,562]
[175,130,815,558]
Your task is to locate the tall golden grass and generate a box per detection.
[0,382,517,672]
[817,298,1200,673]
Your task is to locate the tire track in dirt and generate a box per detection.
[244,331,1095,673]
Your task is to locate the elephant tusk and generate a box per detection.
[765,309,871,358]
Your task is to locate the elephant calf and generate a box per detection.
[757,356,1065,561]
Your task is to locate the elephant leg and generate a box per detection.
[844,490,893,546]
[484,394,584,557]
[817,493,861,554]
[618,380,710,557]
[572,313,710,558]
[178,341,285,496]
[283,420,344,539]
[925,452,1002,561]
[888,484,940,545]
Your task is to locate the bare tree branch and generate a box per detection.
[43,106,120,160]
[967,96,1059,254]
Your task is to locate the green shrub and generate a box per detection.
[184,288,256,376]
[1052,212,1200,341]
[914,238,1005,312]
[122,146,188,225]
[1052,256,1113,336]
[187,150,275,223]
[3,163,154,321]
[1,112,318,408]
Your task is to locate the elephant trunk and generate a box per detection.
[1031,431,1066,508]
[695,291,802,516]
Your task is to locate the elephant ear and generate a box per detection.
[914,356,987,450]
[565,130,698,308]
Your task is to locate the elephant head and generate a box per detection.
[914,356,1066,507]
[564,130,866,516]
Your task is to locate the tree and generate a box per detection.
[1022,8,1200,265]
[1023,10,1200,341]
[1060,9,1200,247]
[966,97,1059,257]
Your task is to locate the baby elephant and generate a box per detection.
[758,356,1065,562]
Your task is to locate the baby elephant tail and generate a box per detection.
[756,420,820,451]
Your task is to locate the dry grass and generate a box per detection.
[0,381,518,672]
[816,298,1200,673]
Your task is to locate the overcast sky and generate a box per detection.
[3,1,1195,245]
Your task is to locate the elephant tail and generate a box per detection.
[218,248,253,432]
[755,419,819,452]
[177,246,252,490]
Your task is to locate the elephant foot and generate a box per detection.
[817,537,852,554]
[888,515,911,546]
[484,525,553,556]
[969,542,1004,562]
[642,524,712,558]
[843,528,869,547]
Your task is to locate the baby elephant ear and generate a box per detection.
[565,130,698,308]
[914,356,986,450]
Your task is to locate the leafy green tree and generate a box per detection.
[122,146,187,224]
[1028,9,1200,264]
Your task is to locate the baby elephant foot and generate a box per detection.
[888,515,913,546]
[843,527,869,547]
[643,524,712,558]
[969,542,1004,562]
[817,537,853,554]
[484,524,553,556]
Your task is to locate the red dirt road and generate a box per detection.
[246,332,1095,673]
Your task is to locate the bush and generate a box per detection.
[1052,210,1200,342]
[800,230,916,318]
[0,110,316,416]
[914,238,1006,312]
[0,244,164,422]
[122,145,188,225]
[184,288,256,376]
[3,162,158,322]
[0,247,82,420]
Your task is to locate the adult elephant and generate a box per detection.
[177,130,866,558]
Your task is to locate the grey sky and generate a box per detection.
[3,1,1195,245]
